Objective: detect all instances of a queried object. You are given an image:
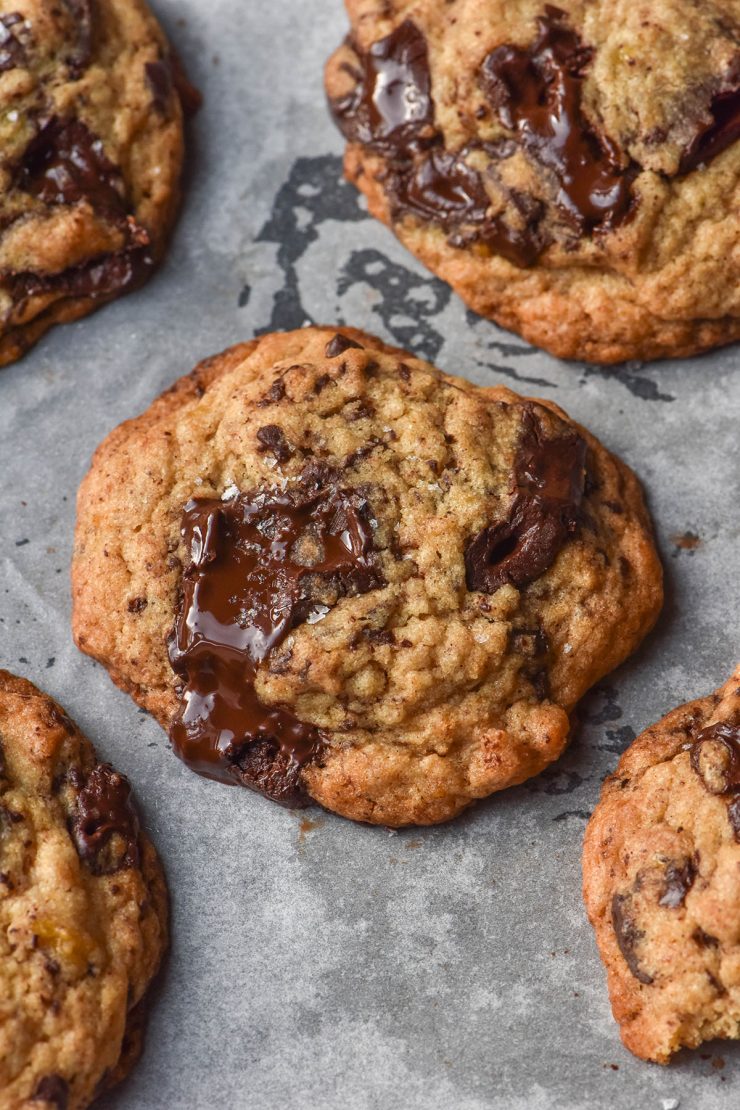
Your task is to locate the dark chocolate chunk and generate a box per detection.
[679,87,740,174]
[611,892,654,985]
[0,13,27,73]
[480,6,634,232]
[256,424,294,463]
[70,764,140,875]
[690,721,740,795]
[145,59,173,113]
[62,0,92,77]
[693,926,719,949]
[9,245,154,304]
[127,596,148,614]
[325,333,364,358]
[331,21,434,156]
[390,148,541,267]
[18,117,127,217]
[465,406,586,594]
[31,1075,69,1109]
[729,796,740,842]
[658,857,696,909]
[168,484,383,805]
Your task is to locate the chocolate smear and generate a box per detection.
[658,857,696,909]
[31,1075,69,1109]
[18,117,128,217]
[331,20,434,156]
[465,406,586,594]
[168,485,382,805]
[70,764,140,875]
[0,13,27,73]
[480,6,633,232]
[680,87,740,174]
[611,892,654,985]
[690,721,740,795]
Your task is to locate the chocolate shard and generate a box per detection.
[17,116,127,217]
[690,721,740,795]
[480,6,634,232]
[145,59,173,114]
[70,764,140,875]
[168,483,383,804]
[658,857,697,909]
[465,406,587,594]
[0,13,27,73]
[611,892,654,985]
[679,87,740,174]
[256,424,294,463]
[325,333,364,358]
[31,1075,69,1109]
[330,20,434,155]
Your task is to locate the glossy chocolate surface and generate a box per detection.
[690,721,740,795]
[331,20,433,155]
[658,857,696,908]
[169,485,380,804]
[19,117,127,216]
[465,406,586,594]
[680,87,740,174]
[70,764,141,875]
[481,6,632,231]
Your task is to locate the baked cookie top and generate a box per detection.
[583,667,740,1063]
[326,0,740,363]
[0,671,167,1109]
[72,326,662,827]
[0,0,196,368]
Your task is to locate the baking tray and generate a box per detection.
[1,1,739,1106]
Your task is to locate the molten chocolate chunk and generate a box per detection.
[325,333,364,358]
[680,87,740,174]
[658,857,696,909]
[18,117,127,217]
[611,892,653,985]
[331,20,434,155]
[146,60,173,114]
[70,764,140,875]
[9,245,154,304]
[31,1075,69,1109]
[62,0,92,76]
[690,721,740,795]
[480,6,633,232]
[465,406,586,594]
[168,486,381,804]
[0,13,26,72]
[390,149,541,267]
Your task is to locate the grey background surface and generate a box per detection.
[0,1,739,1107]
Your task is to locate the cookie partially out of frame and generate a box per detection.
[0,0,198,367]
[584,667,740,1063]
[0,671,167,1108]
[326,1,740,364]
[72,325,662,827]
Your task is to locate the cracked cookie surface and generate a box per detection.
[583,666,740,1063]
[0,0,195,367]
[72,326,662,826]
[0,671,167,1109]
[326,0,740,363]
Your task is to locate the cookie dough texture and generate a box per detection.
[0,671,167,1109]
[583,667,740,1063]
[326,0,740,363]
[72,326,663,826]
[0,0,192,367]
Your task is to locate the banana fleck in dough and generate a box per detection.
[326,0,740,363]
[0,671,167,1109]
[73,326,663,826]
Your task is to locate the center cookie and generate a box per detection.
[72,326,663,826]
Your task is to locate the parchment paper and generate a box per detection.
[1,2,739,1107]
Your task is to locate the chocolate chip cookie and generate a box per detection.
[0,0,197,368]
[0,671,167,1107]
[326,1,740,363]
[72,326,662,826]
[583,667,740,1063]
